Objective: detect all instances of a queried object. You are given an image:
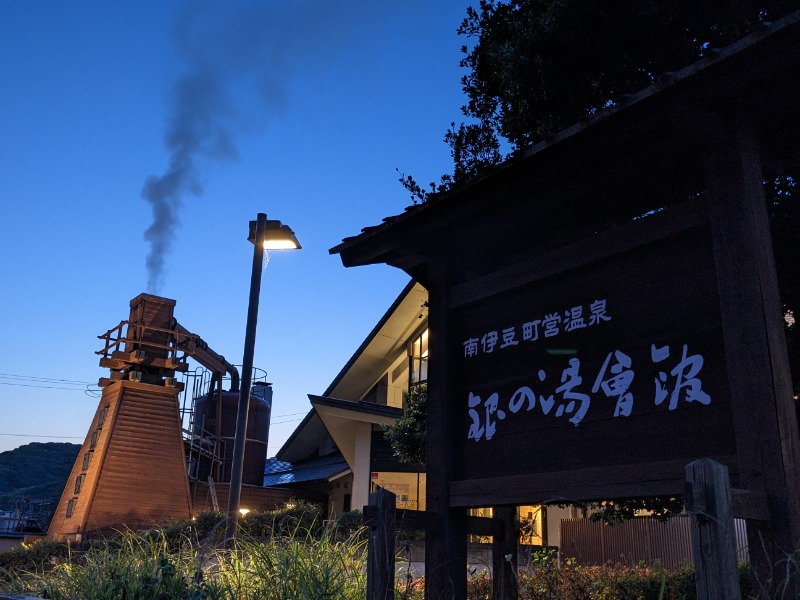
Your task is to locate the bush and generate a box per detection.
[334,509,366,540]
[240,499,323,538]
[0,540,73,580]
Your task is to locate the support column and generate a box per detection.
[352,422,373,512]
[425,263,467,600]
[492,506,518,600]
[705,114,800,582]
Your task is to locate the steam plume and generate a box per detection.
[142,1,371,293]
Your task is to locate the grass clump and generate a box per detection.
[0,524,365,599]
[214,530,366,598]
[0,500,366,599]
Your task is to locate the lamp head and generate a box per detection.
[248,218,302,250]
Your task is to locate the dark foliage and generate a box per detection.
[155,500,325,547]
[0,442,80,508]
[457,0,797,153]
[764,170,800,397]
[582,496,686,525]
[383,386,427,465]
[333,509,366,540]
[0,539,79,578]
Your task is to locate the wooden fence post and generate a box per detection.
[365,487,396,600]
[492,506,518,600]
[685,458,741,600]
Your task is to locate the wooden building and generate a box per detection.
[265,281,428,517]
[48,293,292,539]
[332,13,800,598]
[49,295,192,539]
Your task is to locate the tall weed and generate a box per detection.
[0,526,365,600]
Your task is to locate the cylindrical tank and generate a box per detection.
[193,383,272,486]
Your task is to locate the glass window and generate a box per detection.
[74,474,85,494]
[409,329,429,388]
[66,498,76,518]
[518,505,544,546]
[81,452,93,471]
[370,472,426,511]
[467,506,544,545]
[90,430,100,449]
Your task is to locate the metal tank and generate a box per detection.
[193,382,272,486]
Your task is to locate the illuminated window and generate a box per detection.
[467,506,544,545]
[74,474,85,494]
[65,498,76,518]
[409,329,429,388]
[469,507,494,544]
[370,472,426,511]
[518,505,544,546]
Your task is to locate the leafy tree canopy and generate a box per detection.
[400,0,798,202]
[0,442,80,514]
[458,0,795,151]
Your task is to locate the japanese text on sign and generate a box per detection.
[467,343,711,442]
[463,299,612,358]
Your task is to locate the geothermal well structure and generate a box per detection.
[49,294,286,541]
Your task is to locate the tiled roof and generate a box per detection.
[263,452,349,487]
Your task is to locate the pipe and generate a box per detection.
[173,322,241,391]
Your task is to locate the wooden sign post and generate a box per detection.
[365,487,396,600]
[685,459,741,600]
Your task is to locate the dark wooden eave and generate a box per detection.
[308,394,403,420]
[330,10,800,287]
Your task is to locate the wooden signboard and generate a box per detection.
[448,211,736,506]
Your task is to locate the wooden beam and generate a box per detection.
[450,198,709,309]
[449,457,737,508]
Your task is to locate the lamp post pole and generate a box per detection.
[225,212,267,546]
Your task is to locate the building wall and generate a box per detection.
[385,351,410,408]
[327,472,354,518]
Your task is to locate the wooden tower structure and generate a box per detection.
[49,294,193,540]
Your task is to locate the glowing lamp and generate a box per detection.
[248,218,302,250]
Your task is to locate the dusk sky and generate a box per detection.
[0,1,474,455]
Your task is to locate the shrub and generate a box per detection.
[0,540,73,581]
[334,509,366,540]
[240,499,323,538]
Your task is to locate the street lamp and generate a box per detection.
[225,212,300,546]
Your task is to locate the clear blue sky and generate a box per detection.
[0,1,473,454]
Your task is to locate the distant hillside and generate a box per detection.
[0,442,80,508]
